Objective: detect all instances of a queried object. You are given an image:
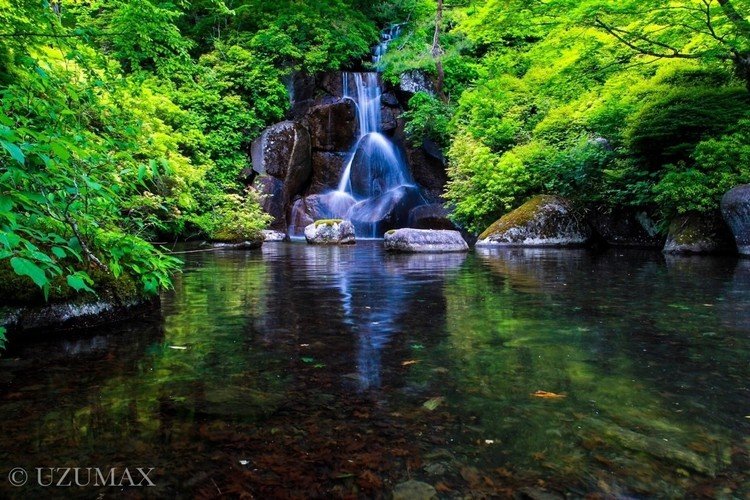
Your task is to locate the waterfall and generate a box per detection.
[297,24,425,238]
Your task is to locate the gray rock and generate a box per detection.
[408,203,456,230]
[721,184,750,255]
[663,212,734,254]
[304,98,358,151]
[399,70,435,96]
[210,240,263,249]
[477,195,590,247]
[304,219,356,245]
[262,230,288,242]
[385,228,468,253]
[250,121,311,191]
[405,144,447,203]
[392,480,437,500]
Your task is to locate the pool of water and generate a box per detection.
[1,242,749,497]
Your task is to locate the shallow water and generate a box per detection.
[1,242,749,498]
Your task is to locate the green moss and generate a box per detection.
[313,219,343,228]
[0,262,143,306]
[386,229,396,235]
[479,195,559,240]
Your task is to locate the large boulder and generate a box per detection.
[406,142,448,202]
[308,152,348,195]
[384,228,468,253]
[251,121,311,192]
[664,212,735,254]
[349,185,425,237]
[477,195,591,247]
[589,207,663,248]
[721,184,750,256]
[408,203,456,230]
[304,219,356,245]
[252,175,286,230]
[304,98,358,151]
[398,70,435,97]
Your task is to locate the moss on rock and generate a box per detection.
[313,218,344,228]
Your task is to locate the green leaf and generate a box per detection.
[51,247,66,259]
[0,140,24,166]
[67,274,94,293]
[10,257,48,288]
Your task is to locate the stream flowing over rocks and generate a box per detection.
[246,26,452,240]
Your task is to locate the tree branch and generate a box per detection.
[595,17,701,59]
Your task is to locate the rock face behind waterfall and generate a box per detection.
[304,220,356,245]
[721,184,750,255]
[349,185,423,236]
[384,229,468,253]
[304,98,358,151]
[477,195,590,247]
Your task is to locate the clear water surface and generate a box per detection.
[1,242,748,498]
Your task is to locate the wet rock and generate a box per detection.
[399,70,435,97]
[304,219,356,245]
[349,186,425,237]
[406,144,447,202]
[721,184,750,255]
[348,134,410,199]
[477,195,591,247]
[663,212,734,254]
[250,121,311,192]
[252,175,286,230]
[589,208,663,248]
[385,228,468,253]
[308,152,348,195]
[408,203,456,230]
[1,292,158,334]
[381,92,400,107]
[289,193,356,236]
[381,106,401,135]
[318,71,346,98]
[392,480,437,500]
[262,230,288,242]
[304,98,358,151]
[210,239,264,249]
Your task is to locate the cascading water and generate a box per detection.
[319,25,425,238]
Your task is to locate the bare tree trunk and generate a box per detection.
[432,0,446,101]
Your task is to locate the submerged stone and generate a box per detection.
[304,219,356,245]
[477,195,590,247]
[663,212,734,254]
[384,228,468,253]
[721,184,750,256]
[392,480,437,500]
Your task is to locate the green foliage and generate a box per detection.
[388,0,750,231]
[0,0,383,313]
[402,92,454,148]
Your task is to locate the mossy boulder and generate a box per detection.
[721,184,750,256]
[304,219,355,245]
[0,264,156,334]
[477,195,591,247]
[663,212,734,255]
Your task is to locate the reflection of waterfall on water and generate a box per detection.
[318,25,425,238]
